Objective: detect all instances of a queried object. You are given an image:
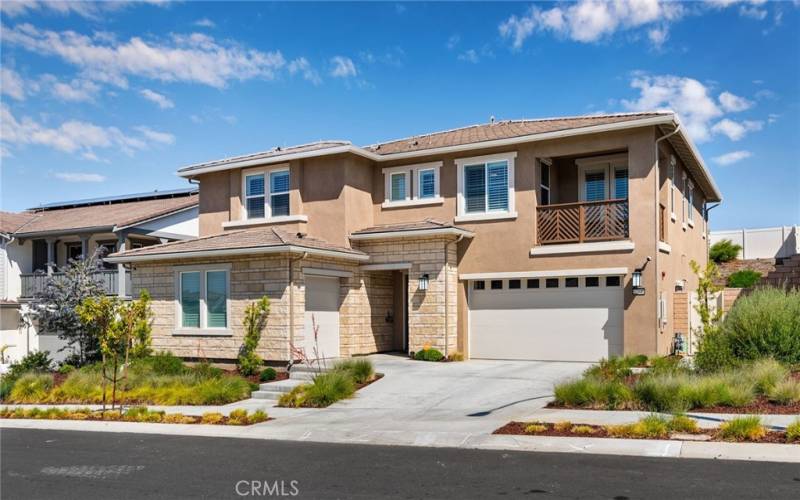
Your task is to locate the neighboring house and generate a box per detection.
[0,189,199,363]
[107,112,721,363]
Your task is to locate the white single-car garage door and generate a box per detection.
[469,276,624,362]
[304,276,341,359]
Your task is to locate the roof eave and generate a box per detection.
[349,227,475,241]
[105,244,370,264]
[113,203,199,232]
[668,117,723,203]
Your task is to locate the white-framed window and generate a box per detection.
[669,155,677,220]
[382,162,442,207]
[540,158,551,206]
[687,179,695,225]
[682,172,688,224]
[242,165,290,220]
[175,265,230,331]
[576,154,628,202]
[455,152,516,221]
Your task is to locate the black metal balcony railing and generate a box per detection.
[20,269,131,298]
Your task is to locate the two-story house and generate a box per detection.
[1,189,199,363]
[107,112,721,363]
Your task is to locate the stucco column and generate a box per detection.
[80,234,91,260]
[45,238,57,275]
[116,231,128,297]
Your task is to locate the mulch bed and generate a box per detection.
[0,411,273,426]
[240,371,289,385]
[494,421,797,445]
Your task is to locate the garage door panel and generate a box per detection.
[469,285,623,362]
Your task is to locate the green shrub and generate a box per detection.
[695,288,800,371]
[768,379,800,405]
[648,356,688,376]
[189,377,252,405]
[48,370,104,403]
[607,415,669,439]
[727,269,762,289]
[553,377,633,410]
[334,358,374,384]
[667,414,699,433]
[786,420,800,443]
[227,408,249,425]
[191,361,223,379]
[633,375,690,412]
[249,409,269,424]
[278,385,308,408]
[7,351,53,380]
[58,364,76,375]
[132,352,185,376]
[8,373,53,403]
[0,377,14,400]
[718,416,765,441]
[524,423,547,433]
[709,239,741,263]
[584,357,634,381]
[304,371,356,407]
[237,297,270,376]
[259,367,277,382]
[414,348,444,362]
[746,358,788,395]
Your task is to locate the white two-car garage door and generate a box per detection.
[469,276,624,362]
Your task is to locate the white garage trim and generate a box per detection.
[360,262,412,271]
[529,240,635,256]
[302,267,353,278]
[460,267,627,280]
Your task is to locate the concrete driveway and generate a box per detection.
[258,354,588,444]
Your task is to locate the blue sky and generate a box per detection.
[1,1,798,230]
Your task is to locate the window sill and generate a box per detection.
[173,329,232,337]
[530,240,635,256]
[659,241,672,254]
[222,215,308,229]
[381,197,444,209]
[454,211,517,223]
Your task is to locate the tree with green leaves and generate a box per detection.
[24,249,107,366]
[690,259,724,336]
[237,296,270,376]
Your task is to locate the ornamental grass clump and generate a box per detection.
[333,358,375,384]
[227,408,250,425]
[666,414,699,433]
[201,412,224,425]
[632,375,690,413]
[786,420,800,443]
[8,373,53,403]
[553,421,572,433]
[746,359,788,395]
[553,377,633,410]
[304,371,356,407]
[718,416,765,441]
[607,415,670,439]
[768,379,800,405]
[524,423,547,434]
[570,425,597,435]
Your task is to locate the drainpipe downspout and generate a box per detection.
[654,124,681,354]
[288,252,308,365]
[705,203,721,261]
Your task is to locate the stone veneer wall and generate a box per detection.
[353,236,458,354]
[339,270,394,356]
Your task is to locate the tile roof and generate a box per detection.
[13,194,199,236]
[352,219,465,235]
[366,112,670,155]
[108,227,367,260]
[179,141,351,174]
[0,211,37,235]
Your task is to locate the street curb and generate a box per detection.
[3,419,798,463]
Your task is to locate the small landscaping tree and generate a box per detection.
[24,250,107,366]
[709,239,741,263]
[726,269,762,289]
[237,296,270,376]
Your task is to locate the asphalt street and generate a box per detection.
[1,429,799,499]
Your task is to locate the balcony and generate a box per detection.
[536,199,629,245]
[20,269,131,298]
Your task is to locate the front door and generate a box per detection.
[303,276,341,359]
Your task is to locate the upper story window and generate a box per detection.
[682,172,688,224]
[243,166,290,219]
[540,159,551,206]
[687,179,695,225]
[382,162,442,208]
[669,155,677,219]
[455,152,516,221]
[576,154,628,202]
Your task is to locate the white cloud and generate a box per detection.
[622,74,722,142]
[446,34,460,50]
[53,172,107,182]
[2,23,287,89]
[499,0,684,49]
[713,150,752,166]
[457,49,480,64]
[330,56,357,78]
[718,91,753,112]
[739,5,768,19]
[139,88,174,109]
[43,75,100,102]
[711,118,763,141]
[133,125,175,145]
[768,113,779,124]
[288,57,322,85]
[1,67,26,100]
[194,18,215,28]
[648,26,669,48]
[0,1,164,20]
[1,104,172,157]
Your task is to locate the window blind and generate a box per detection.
[270,171,290,217]
[181,272,201,328]
[614,168,628,199]
[464,164,486,212]
[487,161,508,211]
[390,173,406,201]
[206,271,227,328]
[420,170,435,198]
[585,171,605,201]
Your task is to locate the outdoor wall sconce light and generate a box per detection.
[632,269,645,296]
[419,274,429,291]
